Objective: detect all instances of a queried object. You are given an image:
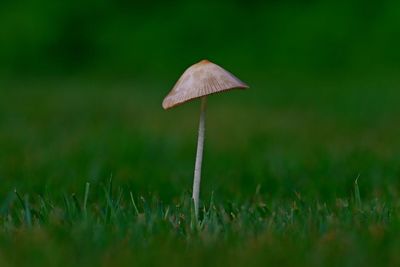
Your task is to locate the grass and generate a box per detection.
[1,179,400,267]
[0,78,399,266]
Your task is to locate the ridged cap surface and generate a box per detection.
[162,60,248,109]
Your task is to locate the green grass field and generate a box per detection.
[0,78,399,266]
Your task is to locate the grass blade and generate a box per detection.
[130,191,140,216]
[83,182,90,218]
[354,174,362,210]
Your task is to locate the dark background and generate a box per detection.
[1,0,399,81]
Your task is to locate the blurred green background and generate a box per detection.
[0,0,399,80]
[0,0,400,204]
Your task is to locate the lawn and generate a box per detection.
[0,78,399,266]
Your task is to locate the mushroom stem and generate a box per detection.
[192,96,207,219]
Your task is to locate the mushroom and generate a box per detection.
[162,59,249,218]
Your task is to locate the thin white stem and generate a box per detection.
[192,96,207,219]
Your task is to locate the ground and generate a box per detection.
[0,78,399,266]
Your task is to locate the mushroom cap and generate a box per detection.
[162,60,249,109]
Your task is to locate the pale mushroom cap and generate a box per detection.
[162,60,249,109]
